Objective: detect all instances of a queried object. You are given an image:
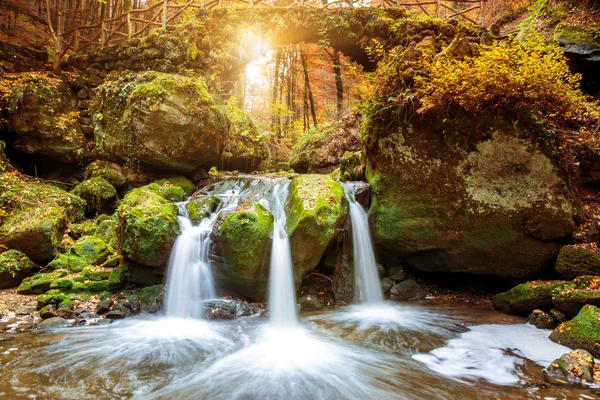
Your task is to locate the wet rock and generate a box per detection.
[96,298,113,315]
[206,300,237,320]
[297,293,322,311]
[39,304,57,319]
[90,318,112,326]
[389,267,408,282]
[549,305,600,358]
[104,310,126,319]
[38,317,70,329]
[137,284,164,313]
[543,349,596,387]
[332,255,354,305]
[212,203,273,300]
[492,280,566,316]
[0,249,38,289]
[527,309,556,329]
[390,279,427,301]
[286,175,348,285]
[380,277,393,294]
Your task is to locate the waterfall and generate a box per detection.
[164,180,248,319]
[266,181,297,327]
[343,183,383,304]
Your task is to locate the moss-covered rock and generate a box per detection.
[17,269,69,294]
[84,160,127,189]
[543,349,597,388]
[286,175,347,283]
[527,309,557,329]
[493,280,566,315]
[549,305,600,358]
[0,207,67,263]
[0,73,88,162]
[0,249,38,289]
[186,196,220,224]
[117,188,180,268]
[142,181,186,202]
[72,177,118,215]
[92,72,228,173]
[340,151,365,182]
[69,214,110,239]
[556,244,600,279]
[137,284,164,313]
[48,236,113,272]
[155,176,196,196]
[0,140,9,173]
[94,217,119,249]
[552,276,600,316]
[212,202,273,300]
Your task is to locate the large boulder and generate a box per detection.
[92,72,228,172]
[549,305,600,358]
[117,187,180,268]
[492,280,566,316]
[0,249,38,289]
[0,73,87,162]
[290,115,361,173]
[363,118,581,279]
[212,203,273,300]
[556,244,600,279]
[286,175,347,283]
[71,177,118,215]
[84,160,127,190]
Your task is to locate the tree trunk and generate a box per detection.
[300,49,317,129]
[332,49,344,120]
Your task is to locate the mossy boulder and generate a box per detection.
[552,276,600,316]
[549,305,600,358]
[212,203,273,300]
[48,236,112,272]
[92,72,228,173]
[94,217,119,249]
[137,284,164,313]
[492,280,566,315]
[556,244,600,280]
[117,188,180,268]
[69,214,110,239]
[142,181,186,202]
[0,207,67,263]
[340,151,365,182]
[364,118,581,279]
[0,249,38,289]
[0,73,88,162]
[543,349,597,388]
[286,175,347,283]
[84,160,127,189]
[186,196,220,224]
[17,269,69,294]
[71,177,118,215]
[155,177,196,196]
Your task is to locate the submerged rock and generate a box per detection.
[37,317,70,329]
[92,72,228,173]
[212,203,273,300]
[549,305,600,358]
[117,188,180,268]
[286,175,348,284]
[492,280,566,316]
[0,249,38,289]
[544,349,597,388]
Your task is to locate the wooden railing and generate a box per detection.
[61,0,489,57]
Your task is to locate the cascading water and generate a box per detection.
[266,180,297,327]
[343,182,383,304]
[164,180,250,319]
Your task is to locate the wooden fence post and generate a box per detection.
[162,0,167,30]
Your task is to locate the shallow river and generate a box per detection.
[0,302,597,399]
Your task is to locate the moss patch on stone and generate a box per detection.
[48,236,113,273]
[556,244,600,280]
[0,249,38,289]
[186,196,220,225]
[17,269,69,294]
[155,176,196,196]
[72,177,118,216]
[493,280,566,315]
[549,305,600,358]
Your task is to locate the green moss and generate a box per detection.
[0,249,38,289]
[85,160,127,189]
[48,236,112,273]
[69,215,109,239]
[155,177,196,196]
[556,244,600,279]
[137,284,164,303]
[108,264,128,290]
[549,305,600,358]
[340,151,365,182]
[186,196,220,224]
[209,166,219,177]
[72,177,118,215]
[0,206,67,263]
[81,266,112,281]
[463,227,518,249]
[143,182,186,202]
[49,277,74,290]
[117,188,180,267]
[94,217,119,249]
[37,289,71,308]
[493,280,566,315]
[87,280,110,292]
[17,269,69,294]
